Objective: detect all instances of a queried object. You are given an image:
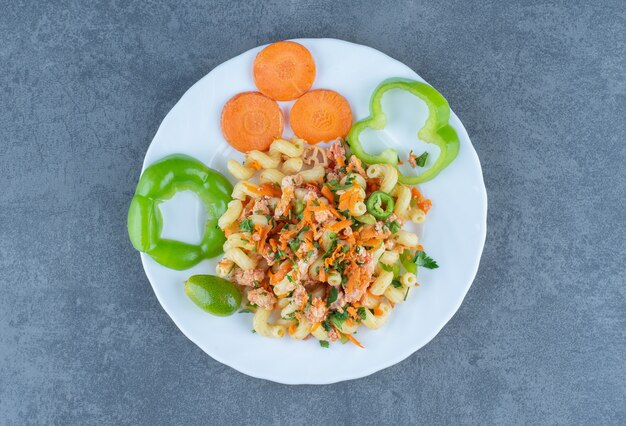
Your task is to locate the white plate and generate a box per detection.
[138,38,487,384]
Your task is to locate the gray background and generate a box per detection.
[1,0,624,424]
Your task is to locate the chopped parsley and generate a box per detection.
[415,152,429,167]
[356,307,367,322]
[391,279,403,289]
[322,320,332,332]
[380,263,394,272]
[319,340,330,348]
[289,239,300,253]
[329,310,350,329]
[238,309,254,314]
[240,218,254,233]
[414,250,439,269]
[276,249,288,260]
[327,287,339,305]
[388,221,400,234]
[404,286,410,301]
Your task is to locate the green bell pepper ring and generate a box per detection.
[366,191,395,220]
[347,78,460,184]
[127,154,233,270]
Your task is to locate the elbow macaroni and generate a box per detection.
[214,138,436,345]
[366,164,398,193]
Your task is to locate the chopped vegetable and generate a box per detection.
[319,340,330,348]
[347,79,460,183]
[366,191,395,220]
[327,287,339,305]
[415,152,428,167]
[221,91,283,152]
[400,250,417,274]
[290,89,353,143]
[415,250,439,269]
[240,218,254,233]
[127,155,232,270]
[253,41,316,101]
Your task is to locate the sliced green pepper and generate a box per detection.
[399,249,417,275]
[366,191,395,220]
[347,78,460,184]
[128,154,233,270]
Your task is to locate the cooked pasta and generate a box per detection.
[218,200,242,229]
[366,164,398,193]
[269,138,305,158]
[227,159,255,180]
[259,168,285,184]
[282,157,303,174]
[253,308,286,338]
[215,138,436,347]
[245,150,281,169]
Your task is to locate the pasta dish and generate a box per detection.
[216,138,433,347]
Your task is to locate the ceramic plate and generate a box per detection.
[137,38,487,384]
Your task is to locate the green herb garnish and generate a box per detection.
[327,287,338,305]
[240,218,253,233]
[414,250,439,269]
[415,152,429,167]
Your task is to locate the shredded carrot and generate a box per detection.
[318,267,327,282]
[336,155,345,167]
[347,306,358,318]
[344,333,364,348]
[244,182,282,197]
[329,219,352,233]
[389,301,395,308]
[311,322,320,333]
[247,160,262,171]
[308,202,344,220]
[255,224,270,254]
[288,324,296,335]
[321,185,334,202]
[270,261,292,284]
[419,198,432,213]
[417,244,424,251]
[224,225,236,237]
[346,157,366,176]
[338,186,359,211]
[373,307,384,316]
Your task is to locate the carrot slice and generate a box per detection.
[289,89,353,144]
[221,91,284,152]
[253,41,316,101]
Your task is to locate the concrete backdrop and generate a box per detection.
[1,1,624,424]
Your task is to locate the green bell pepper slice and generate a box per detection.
[366,191,395,220]
[347,78,460,184]
[399,249,418,275]
[128,154,233,270]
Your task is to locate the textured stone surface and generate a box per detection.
[1,1,624,424]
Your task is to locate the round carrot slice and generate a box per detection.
[289,89,353,144]
[221,91,284,152]
[253,41,316,101]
